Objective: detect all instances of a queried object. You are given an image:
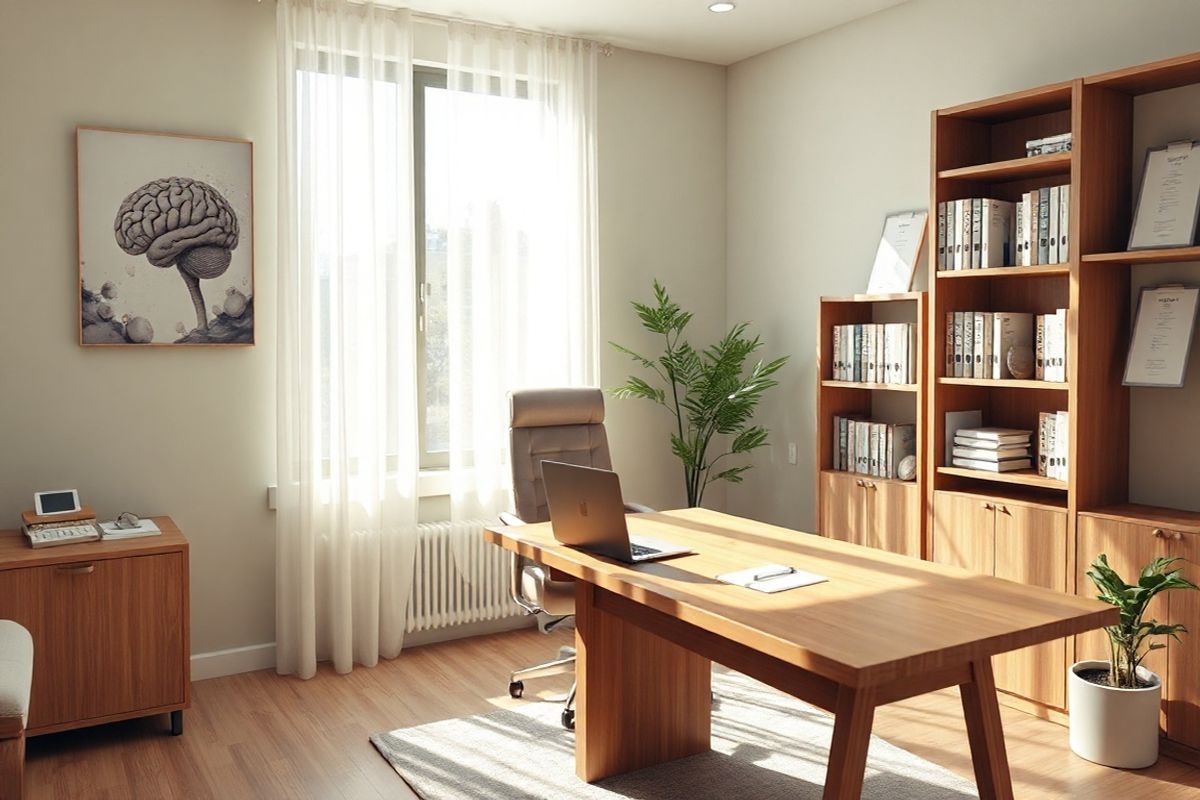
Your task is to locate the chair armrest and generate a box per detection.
[623,502,655,514]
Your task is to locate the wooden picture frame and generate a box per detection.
[1128,141,1200,251]
[76,126,255,346]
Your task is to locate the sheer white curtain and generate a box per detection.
[275,0,419,678]
[441,22,600,524]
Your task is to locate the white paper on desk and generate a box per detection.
[717,564,828,593]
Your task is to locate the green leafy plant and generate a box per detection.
[1086,553,1198,688]
[610,280,788,508]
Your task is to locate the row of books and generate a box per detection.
[831,417,916,479]
[1037,411,1070,480]
[935,184,1070,270]
[951,427,1032,473]
[831,323,918,385]
[945,310,1067,382]
[1026,132,1072,157]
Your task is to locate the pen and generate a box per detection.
[752,566,796,582]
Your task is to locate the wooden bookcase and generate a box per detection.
[816,292,927,559]
[918,51,1200,762]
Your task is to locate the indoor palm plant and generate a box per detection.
[1070,553,1197,768]
[611,280,788,507]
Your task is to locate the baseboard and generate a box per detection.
[190,615,536,681]
[191,642,278,681]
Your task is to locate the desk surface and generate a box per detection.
[0,516,186,571]
[485,507,1115,688]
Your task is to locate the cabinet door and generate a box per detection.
[993,502,1068,708]
[932,491,994,575]
[819,471,866,547]
[1167,530,1200,749]
[867,480,921,558]
[0,553,185,729]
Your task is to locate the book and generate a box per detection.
[937,202,947,269]
[945,409,983,464]
[856,420,871,474]
[963,310,975,377]
[864,324,876,383]
[957,427,1032,443]
[1055,410,1069,480]
[1059,184,1070,261]
[1028,191,1040,265]
[972,312,985,377]
[1053,308,1067,382]
[869,422,883,477]
[907,322,917,383]
[981,198,1014,267]
[952,457,1033,472]
[853,324,863,382]
[947,200,957,270]
[1038,187,1051,265]
[1037,411,1053,476]
[992,312,1034,380]
[832,325,843,380]
[960,199,972,270]
[971,198,983,269]
[1035,315,1045,380]
[1020,192,1033,266]
[945,312,955,377]
[1048,185,1061,264]
[981,312,993,379]
[952,446,1030,462]
[953,311,965,377]
[953,435,1026,450]
[1015,197,1025,266]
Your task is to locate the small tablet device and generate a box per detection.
[34,489,82,516]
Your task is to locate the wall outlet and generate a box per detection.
[787,442,797,465]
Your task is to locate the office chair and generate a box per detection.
[503,387,651,730]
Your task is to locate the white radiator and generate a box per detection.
[406,519,523,633]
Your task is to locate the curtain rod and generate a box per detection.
[258,0,614,56]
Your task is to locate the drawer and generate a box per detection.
[0,552,185,729]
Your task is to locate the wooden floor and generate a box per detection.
[23,627,1200,799]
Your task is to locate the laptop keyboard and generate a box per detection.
[630,543,661,558]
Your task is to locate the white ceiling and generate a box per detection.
[400,0,909,65]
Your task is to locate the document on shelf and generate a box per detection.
[717,564,828,593]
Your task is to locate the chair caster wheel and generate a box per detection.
[561,708,575,730]
[508,681,524,699]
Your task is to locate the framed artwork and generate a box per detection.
[76,126,254,346]
[866,210,927,294]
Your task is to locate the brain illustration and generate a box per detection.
[114,177,239,268]
[113,177,242,335]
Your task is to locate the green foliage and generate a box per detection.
[610,280,788,507]
[1086,553,1198,688]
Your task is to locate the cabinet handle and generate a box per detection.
[865,481,876,490]
[984,503,994,510]
[56,563,94,575]
[998,505,1009,515]
[1174,531,1184,541]
[1153,528,1166,538]
[855,479,864,487]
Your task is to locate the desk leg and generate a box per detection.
[822,685,876,800]
[960,659,1014,800]
[574,583,711,782]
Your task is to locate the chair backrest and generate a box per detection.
[509,388,613,524]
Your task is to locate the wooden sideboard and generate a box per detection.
[0,516,189,735]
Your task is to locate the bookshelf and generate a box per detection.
[816,292,926,559]
[918,50,1200,762]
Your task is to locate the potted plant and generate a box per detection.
[611,280,788,508]
[1070,553,1197,768]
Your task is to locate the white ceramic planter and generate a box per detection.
[1068,659,1161,768]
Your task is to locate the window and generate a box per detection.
[415,68,449,469]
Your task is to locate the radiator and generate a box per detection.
[406,519,523,633]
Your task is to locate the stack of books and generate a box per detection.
[936,184,1070,270]
[1026,133,1072,156]
[831,322,917,385]
[831,416,916,479]
[1038,411,1070,480]
[952,427,1033,473]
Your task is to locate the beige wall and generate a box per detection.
[725,0,1200,530]
[0,0,727,657]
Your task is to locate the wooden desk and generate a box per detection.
[484,508,1115,800]
[0,517,190,736]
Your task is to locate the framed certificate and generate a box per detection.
[1123,285,1200,388]
[866,210,927,294]
[1128,141,1200,250]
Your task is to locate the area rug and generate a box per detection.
[370,669,978,799]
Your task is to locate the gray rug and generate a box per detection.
[371,670,978,799]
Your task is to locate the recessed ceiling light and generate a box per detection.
[708,2,736,12]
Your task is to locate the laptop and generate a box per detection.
[541,461,692,564]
